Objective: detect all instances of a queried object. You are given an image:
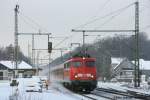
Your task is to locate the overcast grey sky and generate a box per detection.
[0,0,150,61]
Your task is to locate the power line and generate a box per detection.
[94,7,128,30]
[88,0,112,21]
[19,14,39,31]
[95,2,146,30]
[54,3,135,50]
[74,3,135,29]
[19,12,49,32]
[97,0,112,13]
[53,36,69,48]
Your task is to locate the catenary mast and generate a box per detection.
[14,5,19,78]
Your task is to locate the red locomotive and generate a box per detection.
[50,56,97,92]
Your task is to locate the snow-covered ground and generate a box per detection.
[98,81,150,95]
[0,81,11,100]
[1,79,150,100]
[0,79,88,100]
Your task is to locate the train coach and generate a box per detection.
[50,56,97,92]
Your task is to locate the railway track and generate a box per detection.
[90,88,134,100]
[80,94,97,100]
[90,87,150,100]
[77,89,118,100]
[80,91,122,100]
[77,87,150,100]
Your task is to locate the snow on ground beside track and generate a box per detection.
[98,81,150,95]
[0,80,17,100]
[3,79,150,100]
[98,82,127,91]
[18,91,77,100]
[0,79,79,100]
[2,78,107,100]
[49,81,90,100]
[17,78,79,100]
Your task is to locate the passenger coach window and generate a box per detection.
[85,61,95,67]
[72,61,81,67]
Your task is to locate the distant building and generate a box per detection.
[112,58,150,82]
[111,57,123,71]
[137,59,150,80]
[0,61,37,80]
[112,58,134,82]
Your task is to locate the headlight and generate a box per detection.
[91,75,94,78]
[75,75,78,78]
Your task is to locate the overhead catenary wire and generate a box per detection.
[88,0,112,21]
[56,0,150,49]
[95,2,147,30]
[12,0,49,33]
[74,3,135,30]
[53,3,136,49]
[94,6,130,30]
[136,1,150,32]
[18,10,73,51]
[52,0,112,48]
[19,12,49,33]
[19,11,71,51]
[19,14,39,31]
[17,2,135,50]
[53,36,70,48]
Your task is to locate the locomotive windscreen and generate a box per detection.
[72,61,82,67]
[85,61,95,67]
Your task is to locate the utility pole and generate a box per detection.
[28,43,31,61]
[83,31,85,55]
[48,53,51,82]
[32,34,35,68]
[36,51,41,76]
[134,1,140,87]
[14,5,19,78]
[48,35,50,81]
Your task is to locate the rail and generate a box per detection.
[94,88,150,100]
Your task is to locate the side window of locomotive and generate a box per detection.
[72,61,82,67]
[85,61,95,67]
[64,63,70,69]
[66,62,70,69]
[64,63,67,69]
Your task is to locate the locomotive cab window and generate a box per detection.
[85,61,95,67]
[64,64,67,69]
[72,61,82,67]
[64,62,70,69]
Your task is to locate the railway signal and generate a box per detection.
[48,42,52,53]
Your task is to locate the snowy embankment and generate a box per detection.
[98,81,150,95]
